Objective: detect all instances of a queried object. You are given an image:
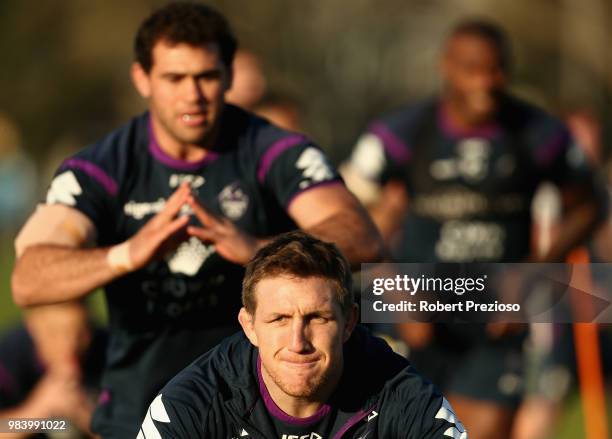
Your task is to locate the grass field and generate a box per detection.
[0,232,23,330]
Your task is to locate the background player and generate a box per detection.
[11,3,383,437]
[342,19,607,439]
[139,231,467,438]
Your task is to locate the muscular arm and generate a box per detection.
[12,245,117,306]
[288,183,385,267]
[12,183,191,307]
[340,158,407,250]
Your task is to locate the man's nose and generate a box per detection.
[472,70,503,93]
[185,78,205,103]
[288,319,311,353]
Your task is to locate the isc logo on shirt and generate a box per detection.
[281,434,322,439]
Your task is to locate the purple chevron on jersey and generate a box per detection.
[147,119,219,171]
[257,134,307,184]
[62,158,118,196]
[369,122,412,164]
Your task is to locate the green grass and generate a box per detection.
[555,388,612,439]
[0,232,23,330]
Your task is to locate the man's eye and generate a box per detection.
[311,316,329,324]
[198,71,221,81]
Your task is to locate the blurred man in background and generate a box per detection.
[0,301,106,437]
[11,2,382,437]
[225,49,267,110]
[255,96,303,133]
[343,19,607,439]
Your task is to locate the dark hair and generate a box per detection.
[242,231,353,316]
[449,18,512,73]
[134,2,237,72]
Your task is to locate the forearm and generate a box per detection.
[368,181,409,246]
[11,244,118,306]
[306,209,385,268]
[537,202,603,263]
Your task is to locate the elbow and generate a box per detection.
[11,266,36,308]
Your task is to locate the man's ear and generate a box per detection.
[342,303,359,343]
[131,62,151,99]
[238,307,258,346]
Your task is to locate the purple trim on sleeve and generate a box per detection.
[148,117,219,171]
[285,180,344,212]
[61,159,118,196]
[257,356,331,426]
[0,363,16,395]
[257,135,307,184]
[438,102,500,140]
[369,123,412,164]
[534,131,567,168]
[331,405,376,439]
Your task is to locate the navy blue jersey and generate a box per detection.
[139,326,466,438]
[348,95,593,262]
[44,105,342,437]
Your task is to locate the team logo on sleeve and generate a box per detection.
[218,182,249,220]
[435,398,467,438]
[296,147,334,189]
[46,171,82,206]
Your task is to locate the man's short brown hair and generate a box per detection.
[134,2,237,73]
[242,231,353,316]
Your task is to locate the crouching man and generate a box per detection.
[138,231,467,438]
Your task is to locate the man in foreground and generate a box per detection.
[11,3,382,436]
[139,231,466,438]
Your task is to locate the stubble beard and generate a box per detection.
[263,359,343,400]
